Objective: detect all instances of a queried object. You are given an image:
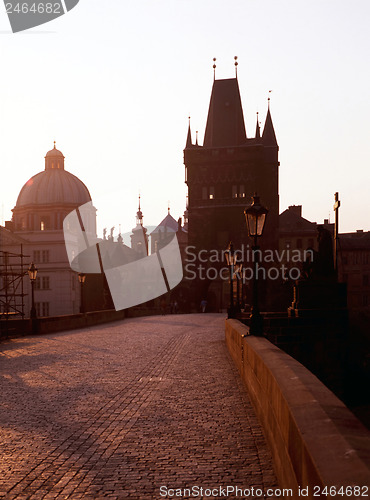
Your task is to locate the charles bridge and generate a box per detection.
[0,313,370,499]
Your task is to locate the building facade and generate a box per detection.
[0,144,97,318]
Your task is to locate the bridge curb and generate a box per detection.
[226,319,370,498]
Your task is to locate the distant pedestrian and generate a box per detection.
[200,299,207,313]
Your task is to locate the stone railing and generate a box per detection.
[225,319,370,498]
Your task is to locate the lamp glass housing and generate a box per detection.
[78,273,86,284]
[28,263,38,282]
[225,242,237,267]
[244,195,268,237]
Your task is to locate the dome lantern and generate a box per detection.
[45,141,65,170]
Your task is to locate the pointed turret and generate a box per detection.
[262,107,278,147]
[185,117,193,149]
[203,78,247,147]
[255,112,261,141]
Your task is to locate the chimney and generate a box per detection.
[288,205,302,217]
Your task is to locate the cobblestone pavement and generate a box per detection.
[0,314,279,499]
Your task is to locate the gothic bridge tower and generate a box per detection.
[183,73,279,309]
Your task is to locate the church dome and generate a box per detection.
[15,145,91,208]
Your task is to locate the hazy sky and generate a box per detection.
[1,0,369,235]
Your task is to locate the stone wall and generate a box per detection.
[225,319,370,498]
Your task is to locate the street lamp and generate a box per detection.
[28,262,38,319]
[78,273,86,313]
[225,241,237,318]
[244,194,268,335]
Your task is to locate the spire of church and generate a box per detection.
[262,105,278,147]
[136,194,143,226]
[203,78,247,147]
[185,117,193,148]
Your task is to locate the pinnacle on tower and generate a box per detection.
[262,106,278,147]
[255,112,261,140]
[185,117,193,148]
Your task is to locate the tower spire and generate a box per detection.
[136,194,143,226]
[185,116,193,148]
[234,56,238,78]
[262,98,278,147]
[255,111,261,140]
[213,57,216,81]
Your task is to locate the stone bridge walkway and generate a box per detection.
[0,314,278,499]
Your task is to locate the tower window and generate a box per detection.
[239,185,245,198]
[42,250,49,263]
[209,186,215,200]
[232,185,238,198]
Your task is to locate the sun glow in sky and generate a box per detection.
[0,0,369,235]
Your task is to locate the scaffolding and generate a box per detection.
[0,247,28,334]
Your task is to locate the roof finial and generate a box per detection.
[196,130,199,146]
[213,57,216,81]
[168,201,170,215]
[138,193,141,211]
[53,140,56,149]
[268,90,272,109]
[234,56,238,78]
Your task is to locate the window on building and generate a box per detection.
[296,238,303,249]
[33,250,41,263]
[36,302,49,317]
[363,295,369,307]
[308,238,314,248]
[239,185,245,198]
[232,185,238,198]
[363,275,369,287]
[40,221,45,231]
[42,276,50,290]
[42,250,49,263]
[342,255,348,265]
[209,186,215,199]
[202,187,207,200]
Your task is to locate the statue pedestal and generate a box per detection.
[288,280,347,318]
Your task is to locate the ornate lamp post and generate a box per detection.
[244,194,268,335]
[225,241,237,318]
[28,262,38,319]
[78,273,86,314]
